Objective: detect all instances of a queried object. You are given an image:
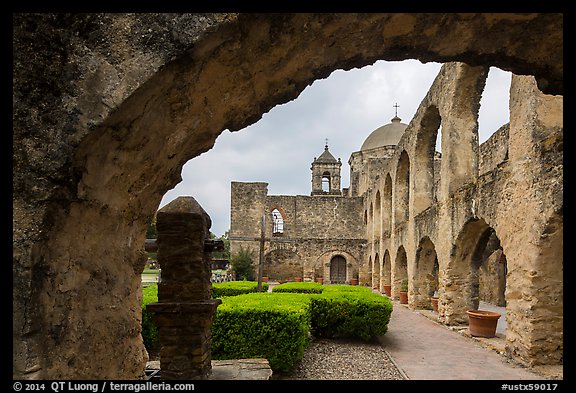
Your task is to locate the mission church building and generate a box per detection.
[229,110,413,284]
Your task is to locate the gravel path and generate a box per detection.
[271,338,407,380]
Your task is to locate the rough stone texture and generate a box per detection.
[147,196,221,379]
[230,62,563,369]
[13,13,562,379]
[230,181,366,282]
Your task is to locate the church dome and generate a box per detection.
[360,116,408,151]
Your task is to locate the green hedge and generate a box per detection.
[211,292,312,372]
[142,285,159,351]
[211,280,269,298]
[142,282,393,372]
[272,281,324,294]
[310,285,392,340]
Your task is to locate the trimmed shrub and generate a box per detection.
[211,280,269,298]
[211,292,312,372]
[310,285,393,341]
[141,285,159,351]
[272,281,324,294]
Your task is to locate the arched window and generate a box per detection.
[322,172,331,193]
[272,208,284,234]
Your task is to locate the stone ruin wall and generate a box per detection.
[364,62,562,366]
[229,185,366,282]
[13,13,562,379]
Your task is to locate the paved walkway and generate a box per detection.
[378,298,562,380]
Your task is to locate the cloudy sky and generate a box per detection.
[159,60,512,237]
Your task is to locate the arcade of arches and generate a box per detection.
[13,13,562,379]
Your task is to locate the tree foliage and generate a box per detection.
[230,245,256,281]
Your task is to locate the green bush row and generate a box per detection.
[211,292,312,372]
[211,280,269,298]
[141,282,393,373]
[271,281,324,294]
[310,285,393,340]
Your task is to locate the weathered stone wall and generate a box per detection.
[479,124,509,175]
[230,184,366,281]
[13,13,562,379]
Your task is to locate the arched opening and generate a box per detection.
[374,190,382,241]
[413,106,441,215]
[394,151,410,224]
[368,201,374,238]
[13,13,562,379]
[414,237,439,309]
[382,174,392,234]
[381,249,392,293]
[451,218,508,326]
[373,252,380,290]
[322,172,331,193]
[271,208,285,235]
[393,246,408,299]
[330,255,347,284]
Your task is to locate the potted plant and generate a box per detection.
[350,273,359,285]
[399,278,408,304]
[466,309,501,338]
[383,283,392,296]
[315,277,324,284]
[431,291,439,312]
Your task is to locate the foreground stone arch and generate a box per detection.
[13,13,562,379]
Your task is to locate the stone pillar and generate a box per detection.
[147,196,221,380]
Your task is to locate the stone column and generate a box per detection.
[147,196,221,380]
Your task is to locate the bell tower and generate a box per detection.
[311,139,342,196]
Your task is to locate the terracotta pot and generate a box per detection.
[294,277,302,282]
[261,277,269,283]
[431,297,439,312]
[467,309,501,338]
[383,285,392,296]
[350,278,359,285]
[399,291,408,304]
[315,277,324,284]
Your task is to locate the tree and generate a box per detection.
[210,230,230,260]
[230,245,256,281]
[146,214,157,239]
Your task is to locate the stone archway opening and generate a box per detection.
[393,246,408,299]
[329,255,347,284]
[414,236,439,309]
[372,253,380,290]
[12,13,563,379]
[451,218,508,320]
[381,249,392,292]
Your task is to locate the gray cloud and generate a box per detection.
[160,60,511,237]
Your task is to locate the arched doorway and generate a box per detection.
[393,246,408,299]
[414,237,439,309]
[330,255,347,284]
[451,218,508,320]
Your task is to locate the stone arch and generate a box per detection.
[437,65,487,198]
[413,105,442,215]
[382,173,393,234]
[314,250,359,284]
[374,190,382,241]
[393,245,408,299]
[394,151,410,224]
[12,13,563,379]
[381,249,392,289]
[372,252,380,290]
[449,217,508,322]
[414,236,439,309]
[368,200,374,238]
